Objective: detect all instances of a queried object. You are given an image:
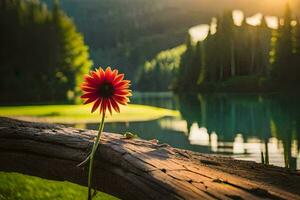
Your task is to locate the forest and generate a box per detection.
[139,5,300,92]
[176,5,300,92]
[42,0,300,82]
[0,0,92,104]
[1,0,300,105]
[42,0,210,82]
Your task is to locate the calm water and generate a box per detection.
[82,93,300,170]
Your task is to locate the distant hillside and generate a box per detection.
[42,0,206,81]
[43,0,300,82]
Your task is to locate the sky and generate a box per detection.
[195,0,300,16]
[189,9,287,42]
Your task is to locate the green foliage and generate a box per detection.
[271,4,300,87]
[41,0,300,83]
[137,45,186,91]
[272,5,293,82]
[42,0,210,82]
[177,6,300,92]
[0,0,92,104]
[0,172,118,200]
[175,35,205,91]
[203,13,272,82]
[198,76,271,93]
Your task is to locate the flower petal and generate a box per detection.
[108,69,118,82]
[107,99,113,115]
[112,96,129,105]
[114,80,130,88]
[114,90,131,96]
[91,98,101,113]
[84,75,98,85]
[110,98,120,113]
[81,86,97,92]
[113,74,124,83]
[83,96,98,104]
[81,67,131,115]
[81,93,97,99]
[105,67,112,81]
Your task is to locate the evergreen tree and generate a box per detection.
[192,42,204,86]
[52,0,92,101]
[251,17,272,76]
[258,17,272,76]
[217,11,235,80]
[176,34,195,91]
[0,0,92,104]
[292,18,300,82]
[295,18,300,54]
[272,4,294,85]
[204,24,219,82]
[235,20,252,76]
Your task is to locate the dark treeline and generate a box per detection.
[177,93,300,169]
[42,0,300,82]
[0,0,92,104]
[42,0,212,82]
[176,6,300,92]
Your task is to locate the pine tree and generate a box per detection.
[217,11,235,80]
[191,42,203,87]
[176,34,195,90]
[272,4,294,85]
[204,25,219,82]
[251,17,272,76]
[235,20,252,76]
[258,17,272,76]
[295,18,300,55]
[291,17,300,83]
[0,0,92,104]
[52,0,92,102]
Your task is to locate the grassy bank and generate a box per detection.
[0,172,118,200]
[0,104,179,124]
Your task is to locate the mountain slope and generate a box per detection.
[43,0,300,81]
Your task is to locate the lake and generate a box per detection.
[77,92,300,170]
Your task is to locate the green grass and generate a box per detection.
[0,172,118,200]
[0,104,179,124]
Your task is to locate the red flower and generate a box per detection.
[81,67,131,115]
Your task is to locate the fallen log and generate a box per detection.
[0,117,299,200]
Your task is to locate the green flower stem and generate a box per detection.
[88,112,105,200]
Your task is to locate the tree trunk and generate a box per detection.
[0,117,299,200]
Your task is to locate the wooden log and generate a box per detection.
[0,117,299,200]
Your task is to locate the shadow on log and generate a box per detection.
[0,117,300,200]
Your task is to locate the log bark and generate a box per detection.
[0,117,299,200]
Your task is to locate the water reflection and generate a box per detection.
[130,92,177,109]
[177,94,300,170]
[77,93,300,170]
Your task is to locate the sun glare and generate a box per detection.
[189,24,210,42]
[265,16,279,29]
[291,20,298,26]
[210,17,217,35]
[188,9,282,42]
[232,10,244,26]
[246,13,263,26]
